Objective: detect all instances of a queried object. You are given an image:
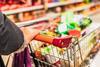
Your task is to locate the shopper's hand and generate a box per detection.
[14,27,40,53]
[20,27,40,44]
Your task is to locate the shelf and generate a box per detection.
[2,0,83,15]
[16,9,98,27]
[69,3,95,12]
[48,0,82,8]
[2,5,44,15]
[15,2,99,27]
[89,9,100,16]
[89,2,100,16]
[16,13,60,27]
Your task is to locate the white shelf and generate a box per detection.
[2,5,44,15]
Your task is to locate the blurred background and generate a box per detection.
[0,0,100,67]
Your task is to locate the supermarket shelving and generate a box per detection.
[16,4,98,27]
[69,3,95,12]
[47,0,82,8]
[16,13,59,27]
[2,1,99,28]
[2,5,44,15]
[88,2,100,16]
[16,9,99,27]
[89,9,100,16]
[2,0,83,15]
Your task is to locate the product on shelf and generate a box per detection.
[32,11,39,19]
[92,0,100,2]
[95,4,100,9]
[80,10,89,15]
[2,0,98,24]
[7,14,19,22]
[59,0,67,2]
[0,0,23,11]
[55,7,62,13]
[52,0,59,2]
[23,12,33,21]
[32,10,46,19]
[83,0,92,3]
[1,4,10,11]
[32,0,42,6]
[78,2,86,6]
[6,9,46,23]
[0,0,42,11]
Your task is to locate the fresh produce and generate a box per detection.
[80,17,92,30]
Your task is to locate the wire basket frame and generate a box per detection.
[29,36,84,67]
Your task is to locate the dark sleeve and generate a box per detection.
[0,12,24,55]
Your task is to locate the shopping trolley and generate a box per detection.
[29,23,100,67]
[29,34,84,67]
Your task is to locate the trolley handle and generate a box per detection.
[34,34,72,48]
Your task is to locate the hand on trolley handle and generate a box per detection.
[34,34,72,48]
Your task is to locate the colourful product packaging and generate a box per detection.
[59,0,66,2]
[52,0,59,2]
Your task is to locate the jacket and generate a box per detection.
[0,12,24,55]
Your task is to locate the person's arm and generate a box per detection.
[0,12,47,55]
[0,12,24,55]
[0,12,40,55]
[14,27,40,53]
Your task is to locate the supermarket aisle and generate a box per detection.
[0,0,99,67]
